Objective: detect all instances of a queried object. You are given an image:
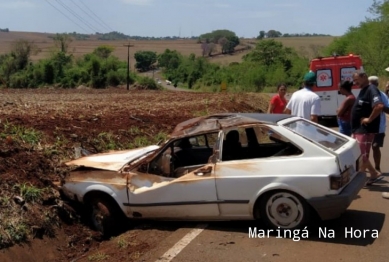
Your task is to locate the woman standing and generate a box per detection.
[268,84,287,114]
[336,81,355,136]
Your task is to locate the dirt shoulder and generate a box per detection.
[0,88,269,261]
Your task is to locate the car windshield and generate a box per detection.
[283,119,348,151]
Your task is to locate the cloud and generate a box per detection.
[0,1,34,9]
[272,3,300,8]
[214,3,230,8]
[121,0,153,6]
[238,11,276,19]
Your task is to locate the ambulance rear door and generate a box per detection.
[338,66,359,106]
[311,59,340,117]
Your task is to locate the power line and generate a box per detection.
[54,0,100,33]
[79,0,114,32]
[44,0,89,33]
[69,0,111,33]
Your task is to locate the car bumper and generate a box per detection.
[307,172,367,221]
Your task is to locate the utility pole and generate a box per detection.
[124,43,134,90]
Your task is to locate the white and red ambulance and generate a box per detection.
[310,54,363,118]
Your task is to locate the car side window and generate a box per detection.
[189,133,219,148]
[253,126,289,144]
[221,125,302,161]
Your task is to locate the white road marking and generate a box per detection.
[155,224,208,262]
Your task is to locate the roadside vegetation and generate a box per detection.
[0,34,159,90]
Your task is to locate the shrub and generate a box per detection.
[137,76,158,90]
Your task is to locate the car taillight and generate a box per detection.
[330,168,351,190]
[356,155,361,171]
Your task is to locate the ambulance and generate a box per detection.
[310,54,363,118]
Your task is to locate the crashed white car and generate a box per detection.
[61,113,366,236]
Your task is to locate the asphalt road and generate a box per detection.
[135,122,389,262]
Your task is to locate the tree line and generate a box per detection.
[0,34,158,90]
[257,30,331,39]
[155,39,308,91]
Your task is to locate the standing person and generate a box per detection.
[267,84,287,114]
[284,71,321,123]
[368,76,389,172]
[336,80,355,136]
[351,71,384,185]
[385,81,389,98]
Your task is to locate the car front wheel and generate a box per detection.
[259,191,310,230]
[88,195,123,237]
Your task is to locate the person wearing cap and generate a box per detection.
[351,71,384,185]
[368,76,389,173]
[284,71,321,122]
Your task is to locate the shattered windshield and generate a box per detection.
[283,119,348,151]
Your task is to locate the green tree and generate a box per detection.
[134,51,157,71]
[10,39,40,70]
[53,34,73,53]
[93,45,115,59]
[324,0,389,73]
[257,30,266,39]
[267,30,282,38]
[243,39,286,66]
[200,29,236,44]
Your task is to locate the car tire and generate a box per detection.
[88,195,123,237]
[259,190,310,230]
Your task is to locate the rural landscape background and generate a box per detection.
[1,0,389,261]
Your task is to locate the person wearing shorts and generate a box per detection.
[351,71,384,185]
[337,80,355,136]
[368,76,389,172]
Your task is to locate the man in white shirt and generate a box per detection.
[284,71,321,123]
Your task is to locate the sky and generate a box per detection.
[0,0,375,38]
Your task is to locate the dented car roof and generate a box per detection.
[170,113,292,137]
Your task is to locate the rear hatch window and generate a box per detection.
[283,119,348,151]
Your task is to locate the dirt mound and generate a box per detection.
[0,89,270,261]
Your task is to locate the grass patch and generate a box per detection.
[14,183,44,203]
[117,237,128,249]
[88,252,110,261]
[3,222,29,245]
[0,121,41,146]
[95,132,123,151]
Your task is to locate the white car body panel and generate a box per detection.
[61,113,366,226]
[66,145,159,171]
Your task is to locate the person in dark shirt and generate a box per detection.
[351,71,384,185]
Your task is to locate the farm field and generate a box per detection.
[0,31,336,67]
[0,88,270,261]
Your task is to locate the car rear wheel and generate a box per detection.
[259,191,310,230]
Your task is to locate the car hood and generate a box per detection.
[65,145,160,171]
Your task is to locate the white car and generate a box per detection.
[61,113,366,236]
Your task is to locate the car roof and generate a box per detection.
[170,113,292,137]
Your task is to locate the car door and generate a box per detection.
[123,136,220,219]
[213,125,306,219]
